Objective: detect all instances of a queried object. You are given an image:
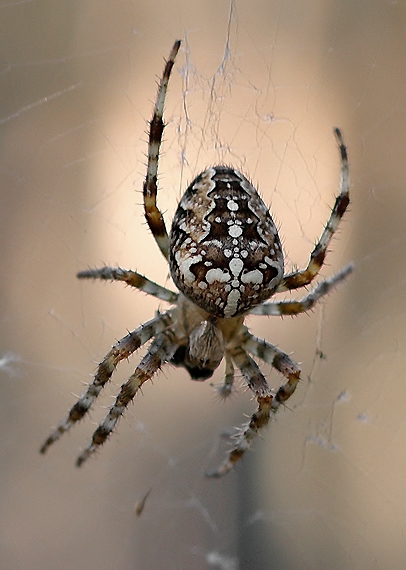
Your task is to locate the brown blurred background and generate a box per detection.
[1,1,405,568]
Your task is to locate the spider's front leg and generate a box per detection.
[243,333,302,410]
[40,311,174,455]
[206,347,275,478]
[76,332,178,466]
[206,340,301,478]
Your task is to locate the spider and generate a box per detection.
[40,40,353,478]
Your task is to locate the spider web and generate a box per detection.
[1,1,406,569]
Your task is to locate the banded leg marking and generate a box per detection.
[277,128,350,292]
[40,310,174,454]
[143,40,181,260]
[76,333,178,466]
[250,262,354,316]
[206,347,273,478]
[77,266,178,303]
[243,333,301,411]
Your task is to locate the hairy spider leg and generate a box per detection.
[277,128,350,292]
[40,311,174,454]
[77,266,178,304]
[206,337,301,477]
[250,262,353,316]
[76,332,178,466]
[143,40,181,260]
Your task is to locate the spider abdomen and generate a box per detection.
[170,167,284,318]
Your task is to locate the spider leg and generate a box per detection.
[77,266,178,303]
[206,347,274,478]
[40,310,174,454]
[206,338,301,478]
[277,128,350,292]
[243,332,301,410]
[250,262,353,316]
[143,40,181,260]
[76,333,178,466]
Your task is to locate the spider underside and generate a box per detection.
[41,40,352,478]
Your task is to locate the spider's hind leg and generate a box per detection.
[277,128,350,292]
[143,40,181,260]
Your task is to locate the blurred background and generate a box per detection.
[1,1,405,568]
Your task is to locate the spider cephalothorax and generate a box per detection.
[41,40,352,478]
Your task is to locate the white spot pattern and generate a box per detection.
[169,167,284,317]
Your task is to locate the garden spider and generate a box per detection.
[40,40,352,478]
